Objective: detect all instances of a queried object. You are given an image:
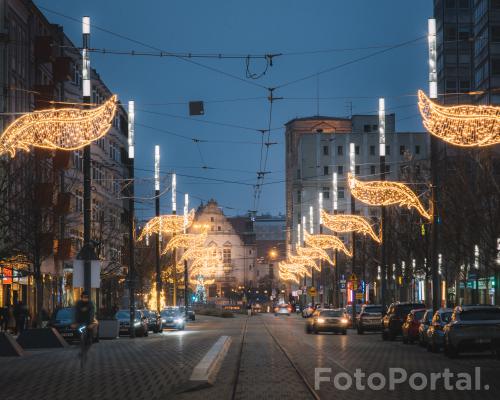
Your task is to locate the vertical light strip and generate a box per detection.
[428,18,437,99]
[297,223,301,249]
[309,206,313,234]
[349,142,355,176]
[378,98,386,157]
[154,145,160,191]
[128,100,134,159]
[183,193,189,233]
[82,17,91,97]
[332,172,338,211]
[172,173,177,213]
[438,253,442,275]
[318,192,323,225]
[302,215,306,246]
[474,244,479,270]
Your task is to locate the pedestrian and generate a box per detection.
[14,301,28,334]
[0,306,7,331]
[6,305,15,333]
[246,303,252,317]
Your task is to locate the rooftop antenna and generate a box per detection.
[316,73,320,116]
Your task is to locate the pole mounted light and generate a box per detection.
[302,215,306,246]
[128,101,134,159]
[297,223,301,249]
[332,172,338,212]
[82,17,91,98]
[428,18,438,100]
[172,173,177,213]
[183,193,189,233]
[379,98,386,157]
[154,145,160,191]
[349,142,355,177]
[309,205,314,234]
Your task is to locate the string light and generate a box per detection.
[304,232,352,257]
[348,173,431,220]
[162,232,206,255]
[321,209,381,244]
[418,90,500,147]
[296,245,335,266]
[287,254,320,271]
[138,209,195,241]
[0,95,117,157]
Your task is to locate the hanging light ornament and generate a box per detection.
[303,232,352,258]
[321,209,381,244]
[296,245,336,265]
[287,254,320,271]
[162,232,206,255]
[138,209,195,241]
[0,95,118,157]
[278,261,311,277]
[348,173,431,221]
[418,90,500,147]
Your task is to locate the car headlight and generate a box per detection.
[340,318,348,324]
[134,321,141,327]
[317,318,325,324]
[174,318,184,324]
[161,319,166,323]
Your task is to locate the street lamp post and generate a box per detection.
[154,145,161,313]
[128,100,136,338]
[332,172,339,307]
[379,98,388,311]
[318,192,323,306]
[172,173,177,306]
[183,193,189,319]
[349,142,356,325]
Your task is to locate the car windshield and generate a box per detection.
[115,310,140,319]
[161,310,179,317]
[346,305,362,313]
[397,304,425,316]
[441,312,452,323]
[414,310,425,320]
[321,310,343,317]
[461,309,500,321]
[55,308,74,321]
[363,306,382,314]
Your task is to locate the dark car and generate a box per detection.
[444,305,500,359]
[382,302,426,341]
[346,304,362,328]
[115,310,148,337]
[178,306,196,321]
[426,308,453,352]
[48,307,99,343]
[306,308,348,334]
[357,304,383,334]
[418,309,433,347]
[402,308,427,344]
[143,309,162,333]
[160,309,185,330]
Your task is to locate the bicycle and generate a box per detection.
[78,325,91,369]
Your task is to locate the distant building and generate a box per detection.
[191,200,256,299]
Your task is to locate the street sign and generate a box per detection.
[297,290,303,295]
[355,292,363,300]
[308,287,317,296]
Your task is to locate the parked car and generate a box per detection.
[418,309,433,347]
[346,304,362,328]
[48,307,99,343]
[402,308,427,344]
[357,304,383,334]
[382,302,426,341]
[178,306,196,321]
[160,309,185,330]
[115,309,148,337]
[444,305,500,359]
[143,309,162,333]
[274,303,292,316]
[426,308,453,352]
[306,308,348,334]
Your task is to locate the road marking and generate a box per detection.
[190,335,232,385]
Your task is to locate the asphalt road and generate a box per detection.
[0,313,498,400]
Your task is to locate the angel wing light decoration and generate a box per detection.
[296,245,336,265]
[138,209,195,241]
[303,232,352,258]
[321,210,381,244]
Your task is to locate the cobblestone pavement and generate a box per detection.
[2,313,499,400]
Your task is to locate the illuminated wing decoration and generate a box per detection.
[138,209,195,241]
[418,90,500,147]
[162,232,206,254]
[287,255,320,271]
[278,262,303,284]
[0,95,118,157]
[303,232,352,258]
[296,245,336,265]
[321,210,381,244]
[348,173,431,221]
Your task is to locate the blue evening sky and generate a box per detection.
[35,0,432,220]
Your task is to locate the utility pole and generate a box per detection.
[349,142,356,325]
[428,18,440,313]
[332,172,339,308]
[318,192,323,306]
[128,100,136,338]
[309,205,315,307]
[379,98,387,311]
[172,173,177,306]
[154,145,161,313]
[81,16,96,298]
[183,193,189,318]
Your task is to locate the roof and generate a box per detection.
[285,116,350,126]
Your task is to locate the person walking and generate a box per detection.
[14,301,28,334]
[6,305,15,333]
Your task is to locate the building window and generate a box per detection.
[297,169,301,179]
[370,165,376,175]
[446,80,457,93]
[338,188,345,199]
[493,59,500,76]
[297,190,301,203]
[400,145,406,155]
[223,248,231,264]
[323,166,329,176]
[337,146,343,155]
[210,217,214,222]
[444,26,457,41]
[323,145,329,156]
[75,190,83,212]
[459,80,470,93]
[386,145,391,155]
[372,125,378,132]
[385,165,391,174]
[218,226,221,231]
[355,145,360,155]
[355,165,360,175]
[369,145,375,156]
[363,124,371,133]
[492,26,500,42]
[415,145,420,155]
[337,165,344,175]
[322,187,330,199]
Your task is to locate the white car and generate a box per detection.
[274,304,291,316]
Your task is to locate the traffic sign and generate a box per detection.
[355,292,363,300]
[308,287,317,296]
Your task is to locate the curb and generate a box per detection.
[189,335,232,386]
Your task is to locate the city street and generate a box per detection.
[2,314,498,400]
